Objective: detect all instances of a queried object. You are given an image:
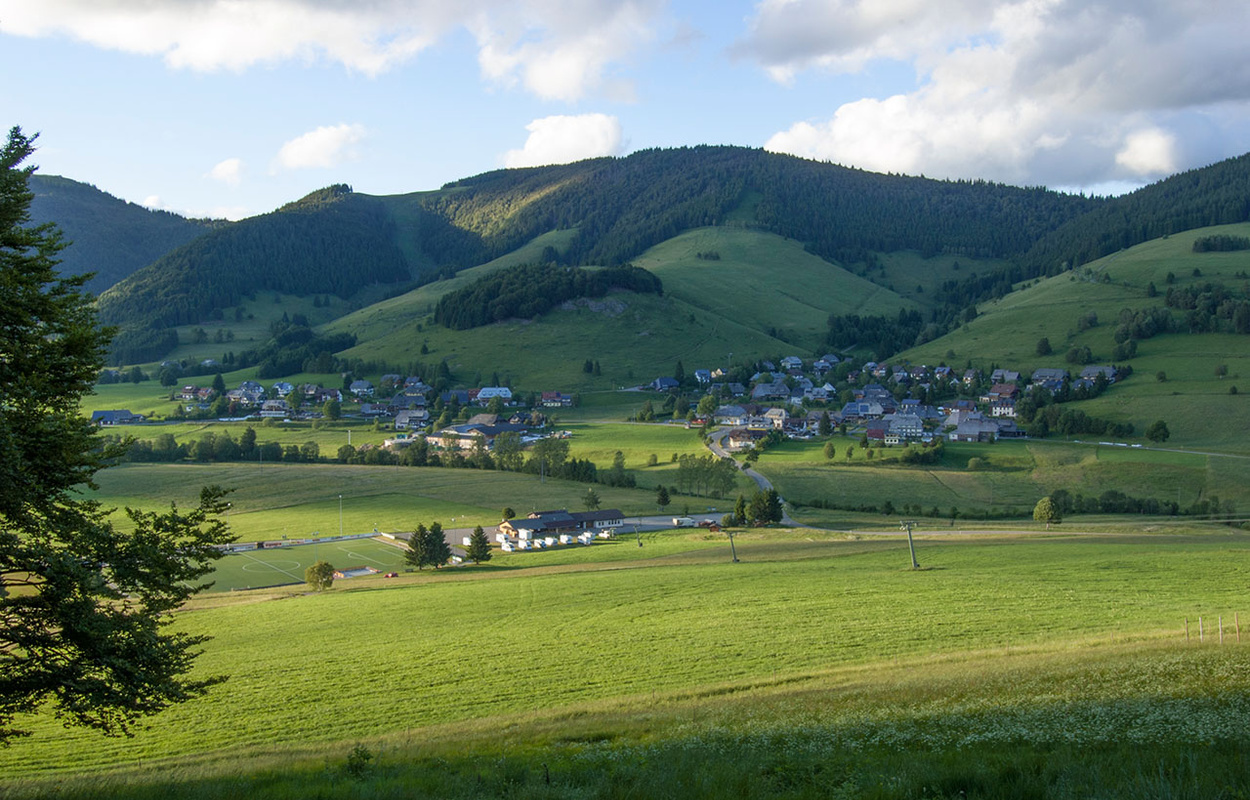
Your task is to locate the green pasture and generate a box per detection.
[902,222,1250,371]
[873,249,1009,307]
[323,228,578,346]
[632,226,912,351]
[86,463,665,543]
[752,435,1250,524]
[2,532,1248,790]
[337,290,782,393]
[564,420,707,464]
[93,418,394,452]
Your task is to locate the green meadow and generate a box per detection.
[1,532,1247,798]
[901,222,1250,371]
[631,226,913,350]
[87,463,663,543]
[751,435,1250,525]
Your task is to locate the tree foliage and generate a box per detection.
[433,262,662,330]
[1033,497,1060,526]
[305,560,335,590]
[1145,420,1171,443]
[467,525,492,565]
[0,128,234,744]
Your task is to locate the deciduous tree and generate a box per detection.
[1033,496,1060,528]
[305,560,335,590]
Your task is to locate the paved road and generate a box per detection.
[706,427,801,527]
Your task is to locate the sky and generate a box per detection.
[3,0,1249,221]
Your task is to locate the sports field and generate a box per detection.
[210,537,411,591]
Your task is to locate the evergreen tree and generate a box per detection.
[467,525,492,564]
[583,487,601,511]
[0,127,234,744]
[426,522,451,569]
[734,493,748,526]
[405,523,430,570]
[656,484,671,512]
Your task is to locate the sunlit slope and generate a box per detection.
[632,227,915,350]
[902,223,1250,368]
[322,229,578,344]
[897,223,1250,452]
[336,290,787,390]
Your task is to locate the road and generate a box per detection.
[706,427,801,527]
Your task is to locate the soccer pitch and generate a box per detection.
[209,537,411,592]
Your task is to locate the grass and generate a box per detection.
[2,532,1248,797]
[894,223,1250,454]
[752,435,1250,525]
[87,462,667,543]
[631,227,913,351]
[901,222,1250,371]
[210,537,413,591]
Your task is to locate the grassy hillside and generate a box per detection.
[335,290,787,391]
[752,436,1250,525]
[1,532,1246,797]
[893,223,1250,452]
[632,227,914,350]
[902,222,1250,368]
[322,228,578,346]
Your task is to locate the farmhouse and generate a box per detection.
[726,428,768,449]
[499,509,624,539]
[475,386,513,404]
[91,409,145,426]
[394,409,429,430]
[1080,365,1118,382]
[1031,367,1069,384]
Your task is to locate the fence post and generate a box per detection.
[1199,616,1204,643]
[1185,617,1189,643]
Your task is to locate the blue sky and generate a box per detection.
[4,0,1248,220]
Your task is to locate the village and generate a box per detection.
[93,352,1126,455]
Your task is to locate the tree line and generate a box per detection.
[433,262,662,330]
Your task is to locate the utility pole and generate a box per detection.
[900,520,919,569]
[727,529,739,562]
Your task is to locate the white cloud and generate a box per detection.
[142,195,165,210]
[0,1,665,99]
[1115,128,1178,176]
[206,158,244,186]
[503,114,625,168]
[473,1,661,101]
[274,124,367,171]
[745,0,1250,187]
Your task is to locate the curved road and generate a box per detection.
[706,427,801,527]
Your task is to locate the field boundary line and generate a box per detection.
[236,548,304,582]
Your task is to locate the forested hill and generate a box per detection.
[91,145,1250,364]
[28,175,213,294]
[96,186,412,362]
[423,146,1102,267]
[1020,153,1250,276]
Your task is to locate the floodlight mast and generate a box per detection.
[900,520,919,569]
